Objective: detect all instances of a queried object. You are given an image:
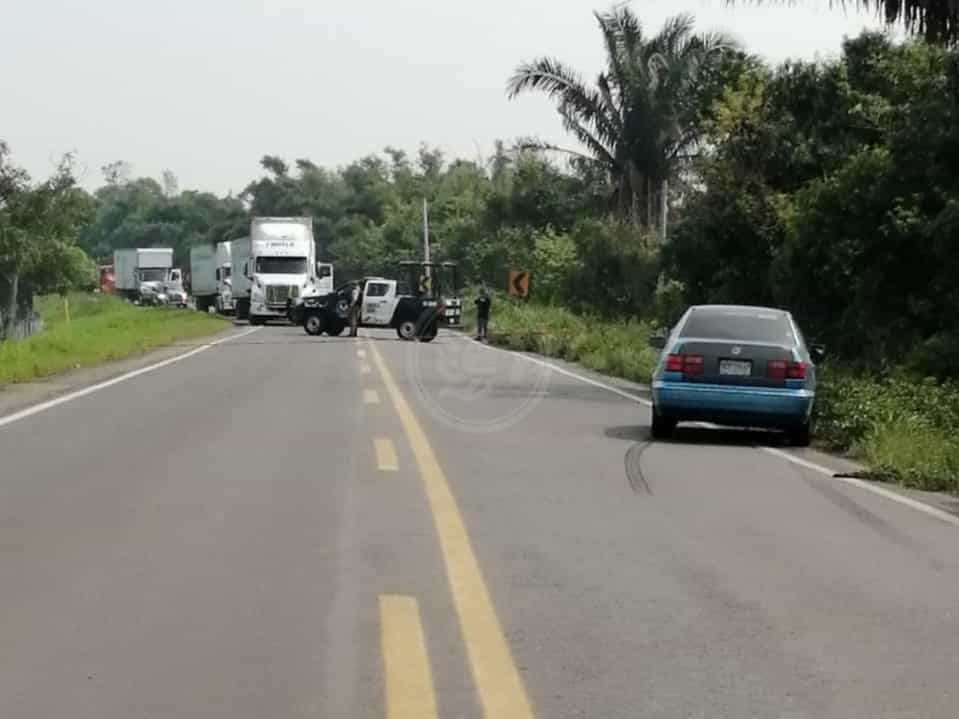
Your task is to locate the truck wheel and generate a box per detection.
[249,315,266,326]
[418,325,438,343]
[236,299,250,321]
[304,312,325,336]
[325,322,347,336]
[397,320,417,341]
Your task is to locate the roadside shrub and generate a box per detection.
[484,300,657,382]
[862,424,959,493]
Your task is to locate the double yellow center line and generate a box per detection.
[368,341,536,719]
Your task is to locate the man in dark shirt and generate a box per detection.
[348,282,362,337]
[475,286,491,342]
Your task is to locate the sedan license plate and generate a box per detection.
[719,359,752,376]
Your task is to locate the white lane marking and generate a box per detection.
[0,328,260,430]
[467,335,959,528]
[375,438,399,471]
[762,447,959,528]
[357,349,367,359]
[466,336,651,405]
[363,389,380,405]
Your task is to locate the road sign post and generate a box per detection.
[508,270,530,300]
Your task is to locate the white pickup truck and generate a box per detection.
[291,276,442,341]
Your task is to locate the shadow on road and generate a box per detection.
[604,424,786,448]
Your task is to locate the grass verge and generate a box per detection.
[0,293,229,386]
[471,296,958,494]
[479,297,658,384]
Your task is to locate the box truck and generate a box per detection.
[190,244,218,312]
[113,248,185,305]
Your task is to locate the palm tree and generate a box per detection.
[507,7,737,239]
[723,1,959,44]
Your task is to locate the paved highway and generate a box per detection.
[2,325,958,718]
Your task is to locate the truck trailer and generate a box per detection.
[189,244,218,312]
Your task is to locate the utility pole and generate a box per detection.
[422,198,431,263]
[660,178,668,243]
[422,198,432,295]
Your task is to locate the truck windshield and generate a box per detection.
[138,269,167,282]
[255,257,308,274]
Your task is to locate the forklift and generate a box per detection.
[398,260,463,329]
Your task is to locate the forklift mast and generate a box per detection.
[398,260,463,328]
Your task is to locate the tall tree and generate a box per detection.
[507,7,737,236]
[1,146,92,336]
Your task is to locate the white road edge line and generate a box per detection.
[461,333,959,528]
[0,327,260,430]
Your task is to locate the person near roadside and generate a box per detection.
[475,286,491,342]
[348,281,362,337]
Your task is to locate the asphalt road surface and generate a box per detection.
[2,325,958,718]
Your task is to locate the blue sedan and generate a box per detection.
[649,305,825,446]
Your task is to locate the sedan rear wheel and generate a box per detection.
[650,406,677,440]
[789,421,811,447]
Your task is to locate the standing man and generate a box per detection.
[475,286,491,342]
[348,281,362,337]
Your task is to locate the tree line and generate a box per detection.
[3,4,958,379]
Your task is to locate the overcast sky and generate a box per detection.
[1,0,891,195]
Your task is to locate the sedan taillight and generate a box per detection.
[768,360,806,379]
[666,353,704,374]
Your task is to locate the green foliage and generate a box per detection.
[474,299,659,384]
[863,426,959,493]
[508,8,740,229]
[671,32,959,374]
[0,293,227,385]
[82,175,247,268]
[1,147,96,335]
[530,227,581,304]
[652,274,687,330]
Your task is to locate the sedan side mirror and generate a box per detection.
[648,333,667,350]
[810,344,826,363]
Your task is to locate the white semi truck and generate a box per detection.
[232,218,316,324]
[113,248,186,305]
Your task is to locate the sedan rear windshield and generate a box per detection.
[255,257,307,274]
[680,309,796,345]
